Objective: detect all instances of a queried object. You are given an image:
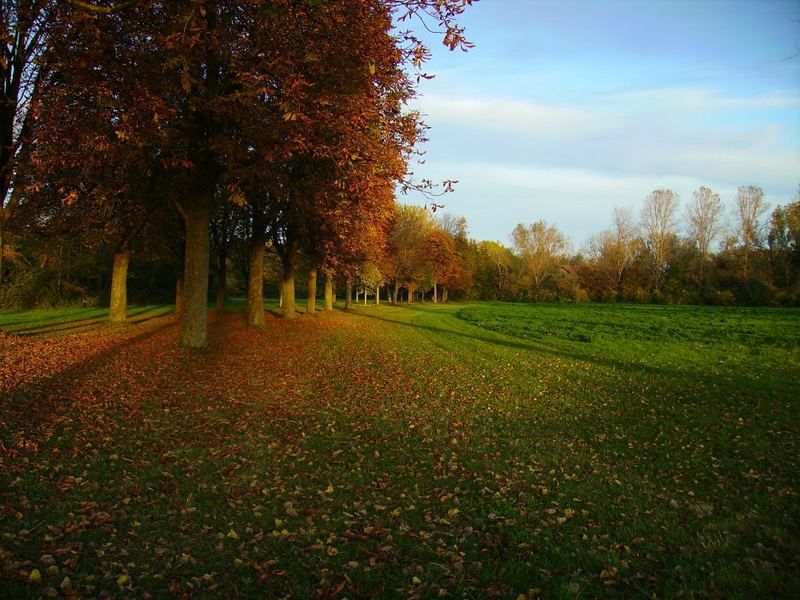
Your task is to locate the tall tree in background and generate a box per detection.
[511,220,568,297]
[686,186,724,282]
[389,204,435,302]
[767,200,799,287]
[607,206,639,293]
[641,189,679,293]
[733,185,769,277]
[425,228,456,302]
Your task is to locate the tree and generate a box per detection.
[425,228,456,303]
[767,200,800,287]
[357,262,383,305]
[603,207,640,294]
[389,204,435,302]
[31,0,473,346]
[0,0,53,287]
[472,240,514,300]
[685,186,724,281]
[733,185,769,277]
[511,220,569,297]
[641,189,679,293]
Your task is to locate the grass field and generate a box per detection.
[1,301,798,598]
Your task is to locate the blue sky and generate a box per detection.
[403,0,800,248]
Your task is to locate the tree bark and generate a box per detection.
[408,284,415,303]
[324,273,334,310]
[376,285,380,305]
[109,248,130,323]
[275,235,298,319]
[443,286,448,303]
[0,218,5,288]
[392,280,398,304]
[175,274,184,316]
[433,282,438,304]
[307,267,317,314]
[345,277,352,310]
[281,271,296,319]
[179,203,212,348]
[246,238,265,327]
[215,249,227,311]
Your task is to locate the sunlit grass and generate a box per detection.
[0,305,175,334]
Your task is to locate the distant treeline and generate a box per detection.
[3,186,798,310]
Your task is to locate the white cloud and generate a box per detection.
[609,86,800,110]
[411,95,614,137]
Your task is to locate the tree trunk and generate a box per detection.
[345,278,353,310]
[324,273,333,310]
[109,248,130,323]
[433,283,438,304]
[392,280,398,304]
[246,238,265,327]
[307,267,317,314]
[179,204,212,348]
[376,285,380,305]
[57,242,63,293]
[743,244,750,278]
[215,249,227,311]
[0,218,5,288]
[443,286,448,303]
[364,288,367,306]
[175,275,184,316]
[281,271,296,319]
[408,285,414,303]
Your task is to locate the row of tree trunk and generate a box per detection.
[106,241,450,342]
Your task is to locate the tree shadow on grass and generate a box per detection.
[2,306,173,335]
[1,318,179,434]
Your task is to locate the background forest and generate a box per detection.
[3,185,799,312]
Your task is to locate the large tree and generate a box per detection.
[27,0,472,345]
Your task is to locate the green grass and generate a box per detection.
[1,301,798,598]
[0,297,279,334]
[0,305,174,334]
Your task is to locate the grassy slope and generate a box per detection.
[0,302,798,598]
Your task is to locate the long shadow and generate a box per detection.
[351,306,735,384]
[2,319,179,431]
[6,307,173,335]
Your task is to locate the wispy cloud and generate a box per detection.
[412,95,615,137]
[415,87,800,187]
[609,86,800,110]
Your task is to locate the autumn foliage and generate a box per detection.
[1,0,474,346]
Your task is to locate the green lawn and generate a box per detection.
[1,302,798,598]
[0,305,175,335]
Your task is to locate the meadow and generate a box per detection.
[1,301,798,598]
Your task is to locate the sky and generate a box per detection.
[403,0,800,248]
